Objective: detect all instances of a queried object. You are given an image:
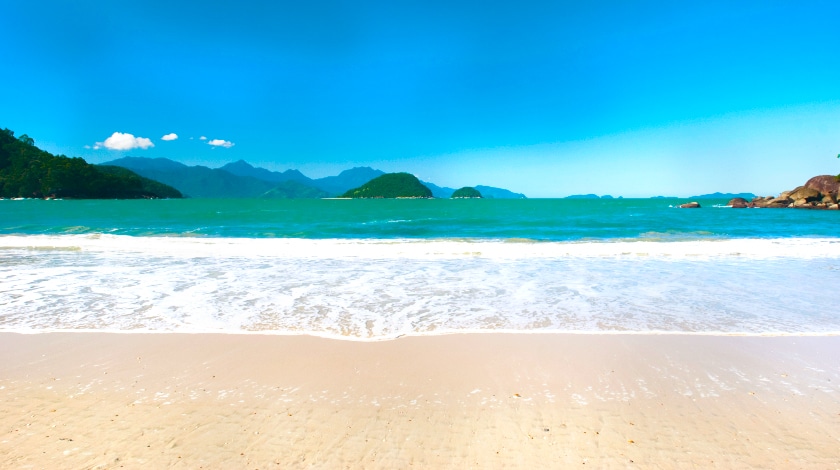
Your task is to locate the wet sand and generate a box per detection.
[1,332,838,468]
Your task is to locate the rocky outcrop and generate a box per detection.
[788,186,821,205]
[805,175,840,199]
[727,197,749,208]
[679,202,701,208]
[748,175,840,210]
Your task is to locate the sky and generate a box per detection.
[2,0,839,197]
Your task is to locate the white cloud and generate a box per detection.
[161,133,178,141]
[96,132,154,150]
[207,139,234,148]
[199,136,207,140]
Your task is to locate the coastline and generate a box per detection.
[2,332,838,468]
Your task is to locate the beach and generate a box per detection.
[3,201,840,468]
[1,332,838,468]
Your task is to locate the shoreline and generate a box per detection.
[4,234,840,264]
[2,332,838,468]
[2,328,840,340]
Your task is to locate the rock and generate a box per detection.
[728,197,749,208]
[749,196,770,207]
[804,175,840,198]
[679,202,701,208]
[762,198,793,208]
[735,175,840,210]
[787,186,822,203]
[794,199,817,208]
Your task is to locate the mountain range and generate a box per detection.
[101,157,526,199]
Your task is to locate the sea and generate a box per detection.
[2,198,839,340]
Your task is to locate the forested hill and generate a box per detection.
[341,173,433,198]
[0,129,182,199]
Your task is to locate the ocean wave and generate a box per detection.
[1,234,839,260]
[2,235,839,338]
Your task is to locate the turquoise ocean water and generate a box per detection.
[2,198,839,338]
[3,198,839,239]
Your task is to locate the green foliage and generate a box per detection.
[0,128,182,199]
[450,187,482,198]
[340,173,433,198]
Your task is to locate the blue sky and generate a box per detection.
[2,1,839,197]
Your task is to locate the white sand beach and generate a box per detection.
[1,332,838,468]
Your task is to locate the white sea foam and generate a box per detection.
[2,234,840,259]
[2,235,839,339]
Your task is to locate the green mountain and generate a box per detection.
[103,157,528,199]
[260,180,330,199]
[221,160,313,185]
[451,187,482,198]
[341,173,433,198]
[110,157,363,198]
[220,160,387,197]
[221,160,529,199]
[0,128,181,199]
[313,167,386,196]
[419,180,454,198]
[474,185,526,199]
[102,157,279,198]
[96,165,183,198]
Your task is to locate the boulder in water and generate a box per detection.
[728,197,749,208]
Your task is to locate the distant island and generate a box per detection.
[340,173,433,198]
[689,192,757,200]
[648,192,757,200]
[451,187,482,198]
[0,128,182,199]
[564,194,617,199]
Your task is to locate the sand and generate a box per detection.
[1,333,838,469]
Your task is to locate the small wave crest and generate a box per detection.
[1,234,838,260]
[2,234,839,338]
